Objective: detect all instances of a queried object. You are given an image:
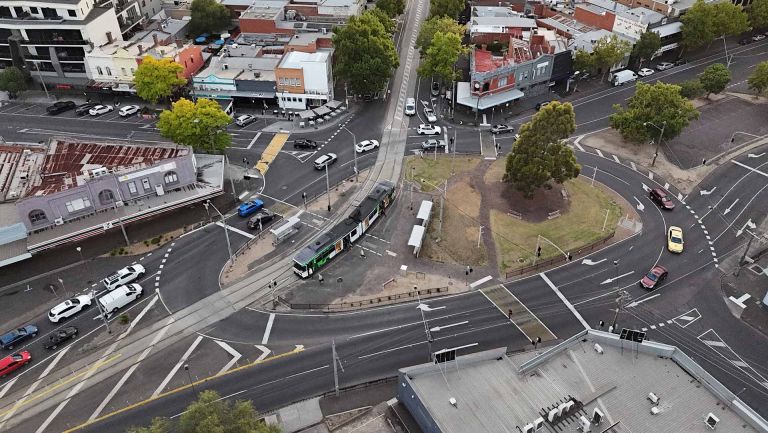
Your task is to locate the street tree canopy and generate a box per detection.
[189,0,232,35]
[416,16,465,55]
[750,0,768,30]
[0,66,27,97]
[573,49,595,75]
[157,98,232,153]
[591,35,632,81]
[429,0,464,19]
[679,79,706,99]
[610,82,699,144]
[376,0,404,18]
[711,2,749,37]
[504,101,581,198]
[698,63,731,96]
[134,56,186,104]
[417,31,465,83]
[367,7,396,34]
[681,0,748,49]
[333,11,399,96]
[748,61,768,95]
[631,31,661,67]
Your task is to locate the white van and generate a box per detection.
[98,283,143,315]
[612,70,638,86]
[405,98,416,116]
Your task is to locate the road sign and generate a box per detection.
[619,328,646,343]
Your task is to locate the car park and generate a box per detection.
[44,327,78,350]
[102,264,146,291]
[98,284,143,315]
[640,265,668,290]
[238,199,264,217]
[48,295,92,323]
[314,153,338,170]
[0,351,31,378]
[89,105,114,116]
[637,68,655,77]
[655,62,674,71]
[247,210,276,230]
[119,105,140,117]
[491,124,514,134]
[423,107,437,123]
[0,325,38,350]
[293,138,318,149]
[421,139,446,150]
[649,188,675,210]
[667,226,684,253]
[431,82,440,96]
[46,101,76,115]
[752,34,766,41]
[355,139,380,153]
[235,114,257,127]
[405,98,416,116]
[417,124,442,135]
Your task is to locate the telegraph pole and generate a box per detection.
[332,339,344,396]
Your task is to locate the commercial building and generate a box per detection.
[468,7,537,44]
[573,0,629,32]
[612,6,665,41]
[275,47,333,109]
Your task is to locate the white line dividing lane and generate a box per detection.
[152,335,203,398]
[540,273,590,330]
[262,313,276,345]
[215,221,255,239]
[0,378,18,401]
[732,159,768,177]
[246,132,262,150]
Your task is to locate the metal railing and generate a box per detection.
[290,286,449,312]
[505,231,616,279]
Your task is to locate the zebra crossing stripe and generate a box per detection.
[701,339,727,347]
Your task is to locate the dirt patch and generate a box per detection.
[102,228,184,257]
[330,271,462,304]
[405,156,480,192]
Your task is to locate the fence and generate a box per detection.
[505,231,616,279]
[290,286,449,312]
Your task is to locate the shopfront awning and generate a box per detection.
[326,100,343,109]
[653,21,682,38]
[0,223,31,268]
[313,105,332,116]
[298,110,315,119]
[456,82,524,111]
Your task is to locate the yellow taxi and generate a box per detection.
[667,226,684,253]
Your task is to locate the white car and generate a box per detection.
[423,107,437,123]
[103,264,146,291]
[637,68,655,77]
[355,139,380,153]
[118,105,140,117]
[404,98,416,116]
[417,124,442,135]
[655,62,674,71]
[314,153,338,169]
[48,295,92,323]
[89,105,114,116]
[235,114,256,127]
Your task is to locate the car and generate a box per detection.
[417,124,442,135]
[238,199,264,217]
[247,210,276,230]
[423,107,437,123]
[491,124,514,134]
[75,102,98,116]
[637,68,655,77]
[46,101,76,115]
[0,351,31,378]
[674,58,687,66]
[640,264,668,290]
[0,325,38,350]
[355,139,380,153]
[103,264,146,291]
[235,114,257,127]
[314,153,338,170]
[431,81,440,96]
[535,101,551,111]
[739,38,753,45]
[98,284,143,315]
[118,105,140,117]
[47,295,92,323]
[421,139,446,150]
[752,34,766,41]
[655,62,674,71]
[44,326,78,350]
[649,188,675,210]
[667,226,684,254]
[89,105,114,116]
[293,138,318,149]
[405,98,416,116]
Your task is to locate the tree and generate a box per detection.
[417,32,465,82]
[377,0,404,18]
[711,2,749,38]
[749,0,768,30]
[591,35,631,81]
[368,7,396,34]
[333,11,399,96]
[189,0,232,35]
[681,0,715,50]
[429,0,464,19]
[698,63,731,97]
[177,390,280,433]
[573,49,595,74]
[0,66,28,97]
[610,82,699,144]
[631,31,661,68]
[157,98,232,153]
[134,57,186,104]
[504,102,580,198]
[748,61,768,95]
[679,79,705,99]
[126,417,172,433]
[416,16,465,55]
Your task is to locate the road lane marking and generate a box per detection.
[215,341,243,375]
[469,275,493,288]
[540,273,590,330]
[246,132,262,150]
[254,345,272,361]
[215,221,255,239]
[732,159,768,177]
[626,293,660,308]
[119,294,158,339]
[152,335,203,398]
[262,313,275,344]
[0,378,18,400]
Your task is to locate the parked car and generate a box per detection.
[752,34,766,41]
[247,210,276,230]
[89,105,114,116]
[314,153,338,170]
[75,102,98,116]
[649,188,675,210]
[355,139,380,153]
[423,107,437,123]
[421,139,446,150]
[46,101,76,115]
[238,199,265,217]
[667,226,684,254]
[431,81,440,96]
[417,124,442,135]
[293,138,318,149]
[405,98,416,116]
[612,70,638,86]
[98,284,142,315]
[44,327,78,350]
[674,58,687,66]
[103,264,146,291]
[535,101,551,111]
[235,114,257,127]
[48,295,92,323]
[637,68,655,77]
[118,105,140,117]
[640,265,668,290]
[739,38,753,45]
[0,351,31,378]
[655,62,674,71]
[491,124,514,134]
[0,325,38,350]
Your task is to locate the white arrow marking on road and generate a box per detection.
[699,187,717,196]
[601,271,634,285]
[736,219,757,237]
[748,153,766,158]
[417,303,446,312]
[254,344,272,362]
[641,183,651,192]
[626,293,660,308]
[215,341,242,375]
[723,199,739,215]
[633,196,645,212]
[293,344,305,352]
[582,258,606,266]
[430,321,469,332]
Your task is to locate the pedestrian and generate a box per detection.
[318,274,324,284]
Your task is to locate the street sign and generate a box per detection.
[619,328,646,343]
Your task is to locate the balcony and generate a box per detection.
[22,39,90,46]
[119,15,144,33]
[58,55,85,62]
[23,54,53,61]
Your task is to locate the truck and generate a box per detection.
[612,70,638,86]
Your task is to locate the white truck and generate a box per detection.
[612,70,638,86]
[98,283,143,315]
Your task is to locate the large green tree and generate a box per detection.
[126,417,172,433]
[0,66,28,97]
[698,63,731,96]
[631,31,661,67]
[679,79,705,99]
[158,98,232,153]
[333,11,399,95]
[504,102,580,198]
[416,16,465,55]
[134,56,186,104]
[711,2,749,38]
[750,0,768,29]
[681,0,715,49]
[748,61,768,95]
[429,0,464,19]
[610,82,699,144]
[189,0,232,35]
[368,7,396,34]
[377,0,404,18]
[591,35,632,82]
[417,32,465,82]
[573,49,595,74]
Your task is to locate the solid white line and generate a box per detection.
[732,159,768,177]
[118,295,159,339]
[261,313,275,345]
[35,398,71,433]
[246,132,262,150]
[215,341,242,375]
[539,273,590,330]
[152,335,203,397]
[215,221,255,239]
[0,378,18,400]
[469,275,493,288]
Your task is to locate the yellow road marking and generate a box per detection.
[255,132,289,176]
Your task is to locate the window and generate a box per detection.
[498,76,507,87]
[128,181,137,195]
[30,7,39,14]
[97,66,103,75]
[67,9,76,17]
[130,68,135,74]
[29,209,47,225]
[164,171,179,184]
[142,178,151,191]
[105,67,112,76]
[65,197,92,213]
[121,67,126,76]
[98,189,115,205]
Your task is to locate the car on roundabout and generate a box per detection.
[247,210,275,230]
[640,265,668,290]
[423,107,437,123]
[314,153,338,170]
[649,188,675,210]
[667,226,684,253]
[355,139,380,153]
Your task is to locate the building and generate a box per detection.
[573,0,629,32]
[614,0,709,17]
[275,47,333,109]
[468,7,538,44]
[612,6,666,42]
[398,329,768,433]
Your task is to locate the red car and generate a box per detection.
[640,265,668,290]
[0,351,31,378]
[649,188,675,210]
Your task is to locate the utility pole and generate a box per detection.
[79,246,111,334]
[735,234,756,277]
[477,225,483,248]
[439,180,445,236]
[204,201,233,266]
[610,290,630,332]
[414,287,433,362]
[332,339,344,396]
[225,154,237,199]
[325,163,331,212]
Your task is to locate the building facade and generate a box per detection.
[275,49,333,109]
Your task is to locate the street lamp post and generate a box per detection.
[32,61,50,100]
[203,200,233,267]
[414,286,433,362]
[341,126,358,182]
[184,364,197,394]
[644,121,666,167]
[78,246,111,334]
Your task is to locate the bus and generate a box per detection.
[293,180,396,278]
